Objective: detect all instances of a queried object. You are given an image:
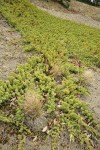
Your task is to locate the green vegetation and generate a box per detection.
[0,0,100,149]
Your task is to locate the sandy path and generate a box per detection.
[83,69,100,122]
[0,15,32,80]
[31,0,100,29]
[39,7,100,28]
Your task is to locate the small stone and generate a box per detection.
[25,116,48,132]
[33,116,47,132]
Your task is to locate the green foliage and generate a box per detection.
[0,0,100,149]
[0,0,100,66]
[0,113,13,123]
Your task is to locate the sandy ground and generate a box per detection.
[83,69,100,123]
[0,15,32,80]
[30,0,100,28]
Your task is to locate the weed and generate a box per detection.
[50,63,63,77]
[24,90,43,118]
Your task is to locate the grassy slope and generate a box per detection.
[0,0,100,149]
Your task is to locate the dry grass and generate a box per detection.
[23,90,43,118]
[50,64,63,77]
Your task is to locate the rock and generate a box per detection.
[33,116,48,132]
[25,116,48,132]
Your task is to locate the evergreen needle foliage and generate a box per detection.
[0,0,100,149]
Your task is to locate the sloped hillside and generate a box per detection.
[31,0,100,26]
[0,0,100,150]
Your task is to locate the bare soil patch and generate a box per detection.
[83,69,100,123]
[0,15,32,80]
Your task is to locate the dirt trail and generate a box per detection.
[39,7,100,28]
[31,0,100,28]
[83,69,100,123]
[0,15,31,80]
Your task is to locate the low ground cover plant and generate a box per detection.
[0,0,100,149]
